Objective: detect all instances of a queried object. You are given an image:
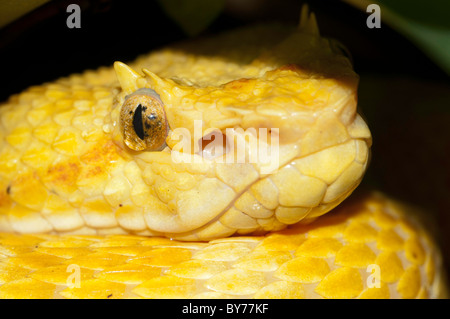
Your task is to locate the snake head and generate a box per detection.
[105,5,372,240]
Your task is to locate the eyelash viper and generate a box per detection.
[0,6,447,299]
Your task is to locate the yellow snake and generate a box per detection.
[0,7,447,298]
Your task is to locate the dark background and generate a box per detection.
[1,0,449,289]
[1,0,447,100]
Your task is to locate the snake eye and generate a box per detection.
[120,88,168,151]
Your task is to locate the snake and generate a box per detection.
[0,6,447,299]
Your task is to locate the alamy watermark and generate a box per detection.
[366,4,381,29]
[367,264,381,288]
[169,120,280,175]
[65,4,382,30]
[66,4,81,29]
[66,264,81,288]
[64,263,382,291]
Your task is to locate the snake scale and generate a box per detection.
[0,6,447,298]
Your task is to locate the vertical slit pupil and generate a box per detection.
[133,104,145,140]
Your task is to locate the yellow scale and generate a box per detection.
[0,191,445,299]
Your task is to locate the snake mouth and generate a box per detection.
[173,124,282,174]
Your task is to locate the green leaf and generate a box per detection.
[344,0,450,75]
[157,0,225,36]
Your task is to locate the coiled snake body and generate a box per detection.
[0,8,447,298]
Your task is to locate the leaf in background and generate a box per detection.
[343,0,450,75]
[156,0,225,36]
[0,0,50,28]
